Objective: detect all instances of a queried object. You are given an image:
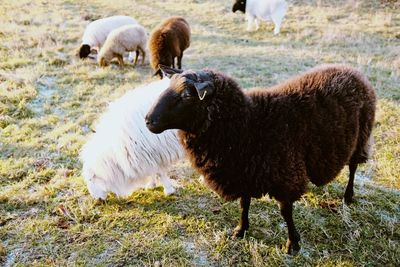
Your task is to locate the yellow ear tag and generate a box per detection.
[199,90,207,101]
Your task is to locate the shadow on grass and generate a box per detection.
[98,178,398,260]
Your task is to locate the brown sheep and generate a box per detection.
[149,16,191,78]
[145,64,376,255]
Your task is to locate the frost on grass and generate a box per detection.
[0,0,399,266]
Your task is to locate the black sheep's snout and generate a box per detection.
[145,114,163,133]
[145,115,156,126]
[145,118,151,126]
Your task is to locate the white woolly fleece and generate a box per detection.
[98,24,147,66]
[81,15,137,48]
[245,0,287,34]
[80,78,185,199]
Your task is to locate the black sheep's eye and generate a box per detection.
[181,90,192,99]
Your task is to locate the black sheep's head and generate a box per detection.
[146,65,215,134]
[79,44,91,59]
[232,0,246,13]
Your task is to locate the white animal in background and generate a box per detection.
[80,77,184,200]
[79,15,137,59]
[98,24,147,67]
[232,0,287,34]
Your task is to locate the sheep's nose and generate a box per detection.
[145,115,162,133]
[145,116,156,126]
[145,118,153,126]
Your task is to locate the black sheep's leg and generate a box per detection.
[171,56,175,68]
[344,162,357,204]
[177,52,183,69]
[233,196,251,238]
[279,201,300,255]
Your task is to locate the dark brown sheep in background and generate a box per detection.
[149,16,191,78]
[145,64,376,255]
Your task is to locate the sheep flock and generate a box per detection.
[74,0,381,256]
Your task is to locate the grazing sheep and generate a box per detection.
[149,16,191,78]
[80,77,184,200]
[145,65,376,254]
[232,0,287,34]
[98,24,147,67]
[79,15,137,59]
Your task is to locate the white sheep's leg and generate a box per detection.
[273,25,281,35]
[159,172,176,196]
[140,47,146,65]
[246,14,255,31]
[145,176,157,189]
[133,50,139,67]
[128,52,134,63]
[272,17,282,35]
[254,18,260,31]
[86,176,108,200]
[271,9,285,35]
[116,54,124,67]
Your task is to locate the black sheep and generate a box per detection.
[145,64,376,254]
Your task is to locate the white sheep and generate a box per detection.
[79,15,137,59]
[232,0,287,34]
[80,77,184,200]
[98,24,147,67]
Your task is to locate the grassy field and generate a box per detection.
[0,0,399,265]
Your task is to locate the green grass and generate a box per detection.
[1,0,399,266]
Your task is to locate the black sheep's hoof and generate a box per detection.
[344,194,354,205]
[233,226,246,238]
[344,197,353,205]
[344,190,354,205]
[286,239,300,255]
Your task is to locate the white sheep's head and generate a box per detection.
[79,44,91,59]
[98,56,110,67]
[145,65,216,134]
[97,49,115,67]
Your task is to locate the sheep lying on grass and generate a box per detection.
[79,15,137,59]
[98,24,147,67]
[232,0,287,34]
[146,64,376,254]
[80,77,184,200]
[149,16,191,78]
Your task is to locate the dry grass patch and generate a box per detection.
[0,0,399,266]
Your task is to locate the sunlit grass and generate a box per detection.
[0,0,399,265]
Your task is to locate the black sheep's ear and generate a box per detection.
[158,64,184,78]
[194,81,214,101]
